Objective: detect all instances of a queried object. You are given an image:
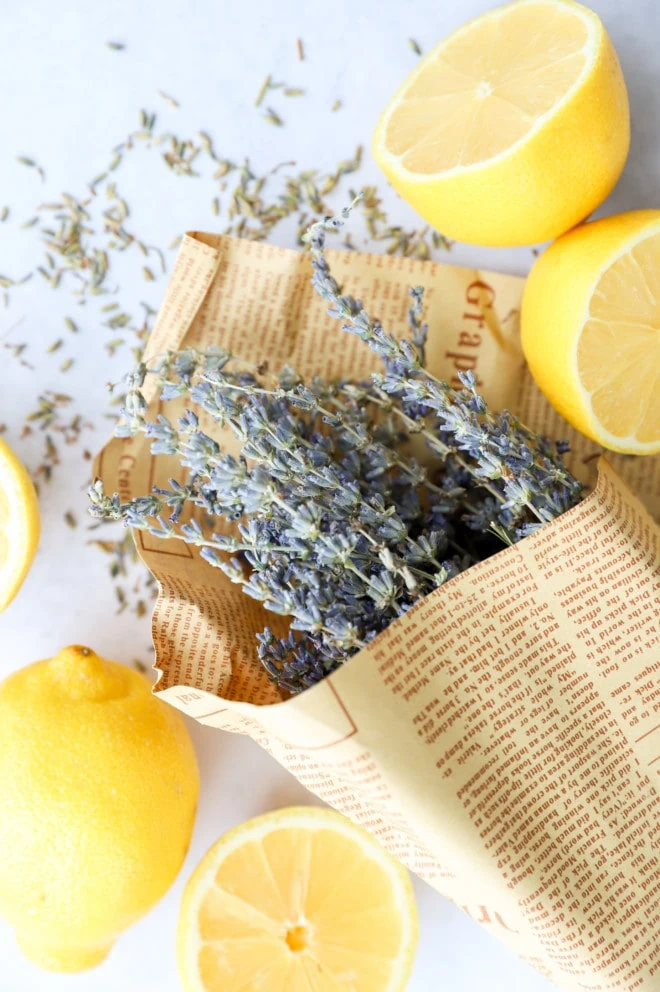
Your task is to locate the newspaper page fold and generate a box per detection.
[96,232,660,991]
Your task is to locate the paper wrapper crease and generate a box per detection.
[96,232,660,991]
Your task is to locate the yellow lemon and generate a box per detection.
[0,645,199,971]
[0,437,40,612]
[373,0,629,247]
[522,210,660,454]
[177,806,418,992]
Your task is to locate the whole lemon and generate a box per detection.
[0,645,199,972]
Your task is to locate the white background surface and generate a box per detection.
[0,1,657,989]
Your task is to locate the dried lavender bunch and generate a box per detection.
[90,205,583,692]
[91,353,474,690]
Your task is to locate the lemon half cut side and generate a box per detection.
[522,210,660,454]
[177,806,419,992]
[373,0,630,246]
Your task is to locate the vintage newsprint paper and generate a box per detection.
[97,232,660,991]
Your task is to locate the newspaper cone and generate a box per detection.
[96,233,660,991]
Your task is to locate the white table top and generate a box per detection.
[1,0,657,989]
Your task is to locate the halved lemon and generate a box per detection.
[0,437,40,611]
[177,806,418,991]
[522,210,660,454]
[373,0,629,247]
